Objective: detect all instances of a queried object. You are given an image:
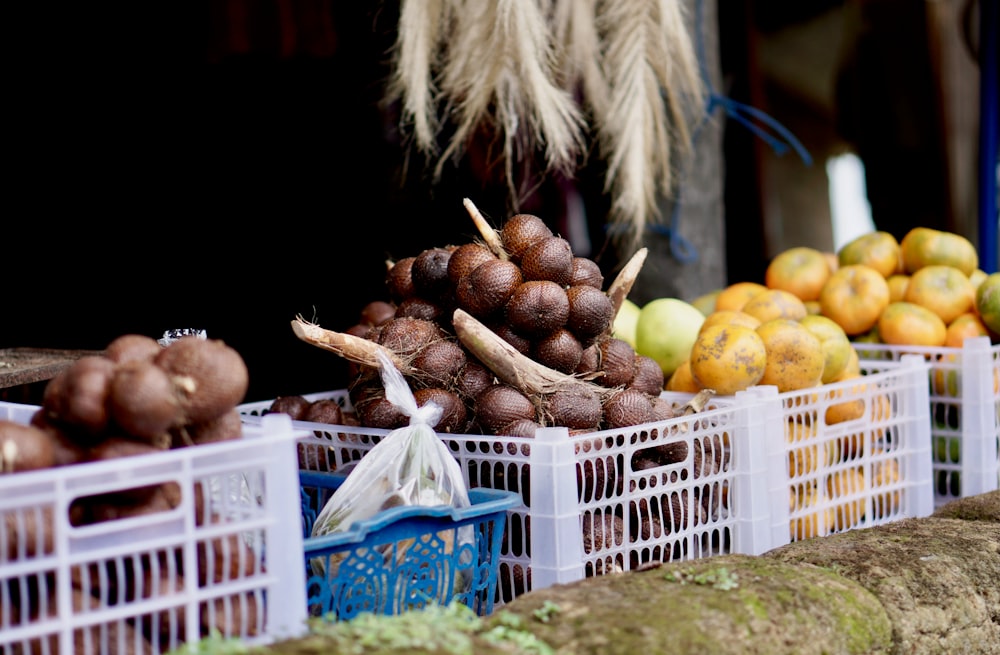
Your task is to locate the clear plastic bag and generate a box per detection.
[309,351,473,579]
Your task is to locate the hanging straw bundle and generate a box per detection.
[385,0,706,251]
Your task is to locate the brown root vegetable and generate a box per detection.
[475,385,537,435]
[266,395,312,420]
[532,328,583,374]
[302,399,344,425]
[28,409,88,466]
[376,317,446,358]
[412,388,467,433]
[154,337,249,424]
[85,482,183,525]
[505,280,570,337]
[570,257,605,289]
[197,525,259,585]
[447,242,497,285]
[42,355,116,436]
[359,300,396,327]
[455,258,523,318]
[89,435,166,461]
[543,388,603,431]
[498,212,552,263]
[108,358,184,445]
[409,339,467,386]
[520,235,574,285]
[200,593,261,639]
[355,392,408,430]
[602,388,657,429]
[629,354,666,396]
[566,285,615,342]
[104,334,163,364]
[386,256,417,302]
[3,505,55,560]
[0,421,57,473]
[596,338,638,388]
[179,409,244,447]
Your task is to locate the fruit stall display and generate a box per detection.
[236,201,937,605]
[650,226,999,510]
[0,336,311,654]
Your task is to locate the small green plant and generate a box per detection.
[483,612,555,654]
[532,601,561,624]
[668,567,739,591]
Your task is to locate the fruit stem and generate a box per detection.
[452,309,604,399]
[463,198,509,260]
[290,317,412,374]
[606,248,648,318]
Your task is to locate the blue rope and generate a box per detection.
[615,0,815,264]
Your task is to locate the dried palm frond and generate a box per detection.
[550,0,610,121]
[597,0,705,251]
[386,0,705,248]
[385,0,447,155]
[437,0,586,200]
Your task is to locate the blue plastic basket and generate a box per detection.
[299,471,518,620]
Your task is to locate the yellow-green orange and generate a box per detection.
[765,246,831,301]
[819,264,890,336]
[838,231,902,278]
[903,264,975,325]
[741,288,808,323]
[799,314,852,383]
[877,301,947,347]
[900,227,978,276]
[689,324,767,395]
[976,272,1000,335]
[756,319,825,392]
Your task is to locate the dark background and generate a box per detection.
[3,0,961,403]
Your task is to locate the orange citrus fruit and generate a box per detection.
[877,301,947,347]
[765,246,832,302]
[699,309,762,333]
[871,458,901,518]
[755,318,825,392]
[741,288,808,323]
[715,281,767,312]
[787,420,822,477]
[824,373,866,425]
[665,359,702,393]
[903,264,975,325]
[790,482,824,540]
[886,274,910,302]
[899,227,979,276]
[837,230,902,278]
[689,323,767,395]
[799,314,853,383]
[944,312,991,348]
[819,264,891,336]
[975,272,1000,335]
[826,467,866,531]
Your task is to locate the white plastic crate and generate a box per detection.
[854,336,1000,507]
[1,407,309,655]
[241,390,777,606]
[746,353,935,546]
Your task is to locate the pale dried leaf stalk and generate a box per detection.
[605,247,648,317]
[436,0,586,198]
[291,317,412,374]
[388,0,705,251]
[452,309,603,398]
[550,0,610,122]
[463,197,508,259]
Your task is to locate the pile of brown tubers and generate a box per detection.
[292,199,700,437]
[0,334,262,652]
